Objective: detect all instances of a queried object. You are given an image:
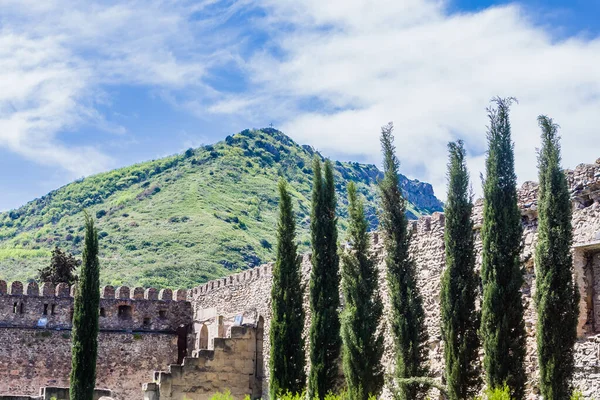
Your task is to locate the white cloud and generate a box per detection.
[0,0,238,177]
[231,0,600,199]
[2,0,600,203]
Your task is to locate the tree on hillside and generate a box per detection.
[378,122,428,400]
[341,181,384,400]
[70,212,101,400]
[535,116,579,400]
[308,157,341,400]
[38,246,80,285]
[441,140,480,400]
[269,179,306,398]
[480,97,526,399]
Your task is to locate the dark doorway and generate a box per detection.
[177,324,188,364]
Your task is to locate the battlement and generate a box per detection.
[0,281,191,332]
[410,212,446,236]
[191,263,274,296]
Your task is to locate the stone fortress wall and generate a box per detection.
[2,160,600,400]
[185,159,600,399]
[0,283,192,400]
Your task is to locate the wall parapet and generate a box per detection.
[0,281,192,332]
[192,263,274,296]
[0,281,188,301]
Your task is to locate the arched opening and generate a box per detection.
[254,316,265,398]
[198,324,209,350]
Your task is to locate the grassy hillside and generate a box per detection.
[0,128,443,288]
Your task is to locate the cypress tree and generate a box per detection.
[480,97,526,399]
[440,140,480,400]
[340,182,384,400]
[535,116,579,400]
[378,122,428,400]
[308,157,341,400]
[70,212,100,400]
[269,179,306,399]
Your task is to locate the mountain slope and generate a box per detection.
[0,128,443,288]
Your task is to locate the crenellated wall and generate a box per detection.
[0,282,191,332]
[0,283,193,400]
[190,159,600,400]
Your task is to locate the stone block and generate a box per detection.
[159,288,173,301]
[145,288,158,300]
[26,281,39,296]
[115,286,130,299]
[10,281,23,295]
[102,285,115,299]
[40,282,55,297]
[132,287,145,300]
[55,283,69,297]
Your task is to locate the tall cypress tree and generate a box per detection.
[340,182,384,400]
[269,179,306,399]
[480,97,526,399]
[70,212,100,400]
[535,116,579,400]
[379,122,428,400]
[308,157,341,400]
[441,140,480,400]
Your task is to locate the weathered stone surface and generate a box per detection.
[0,285,193,399]
[189,161,600,399]
[0,330,178,400]
[143,327,260,400]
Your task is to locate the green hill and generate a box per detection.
[0,128,443,288]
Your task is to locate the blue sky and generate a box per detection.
[1,0,600,210]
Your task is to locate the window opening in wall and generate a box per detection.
[198,324,209,350]
[143,317,151,327]
[118,305,132,320]
[51,304,56,315]
[69,308,74,321]
[19,303,24,314]
[13,302,17,314]
[43,304,48,315]
[100,307,106,317]
[158,309,167,319]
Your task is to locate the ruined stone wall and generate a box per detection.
[0,284,193,399]
[143,326,260,400]
[190,160,600,399]
[0,329,178,400]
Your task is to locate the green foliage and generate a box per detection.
[308,158,342,400]
[534,116,580,400]
[70,212,100,400]
[269,179,306,399]
[480,98,526,399]
[440,141,480,400]
[475,384,512,400]
[378,122,429,400]
[340,182,384,400]
[570,390,591,400]
[209,390,235,400]
[38,246,80,285]
[0,129,442,288]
